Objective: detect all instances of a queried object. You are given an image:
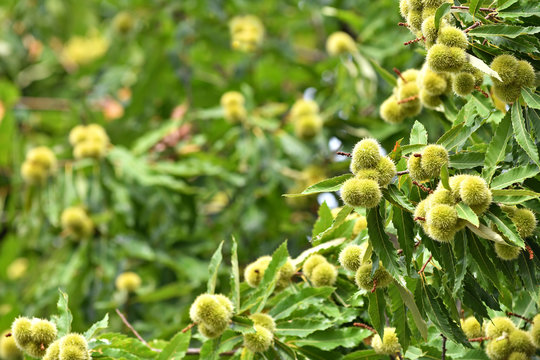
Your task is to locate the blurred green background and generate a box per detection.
[0,0,453,340]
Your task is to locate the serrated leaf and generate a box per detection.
[367,290,386,336]
[291,328,371,351]
[367,207,401,277]
[517,251,537,294]
[207,241,224,294]
[419,284,471,347]
[468,54,502,81]
[275,318,333,338]
[410,121,427,145]
[394,280,428,340]
[468,25,540,38]
[230,237,240,310]
[313,202,334,238]
[157,330,191,360]
[492,189,540,204]
[313,205,353,245]
[456,203,479,227]
[491,165,540,189]
[453,231,468,296]
[466,230,502,288]
[482,112,512,182]
[51,290,72,337]
[388,284,410,352]
[466,222,506,244]
[84,314,109,340]
[521,88,540,110]
[486,208,524,247]
[269,287,335,320]
[343,349,388,360]
[383,185,415,213]
[393,206,415,271]
[283,174,354,197]
[512,101,540,167]
[435,3,452,30]
[450,152,485,169]
[293,238,346,267]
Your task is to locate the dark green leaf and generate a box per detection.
[512,100,540,167]
[51,290,72,337]
[367,207,401,276]
[207,241,224,294]
[491,165,539,189]
[367,290,386,336]
[157,330,191,360]
[435,3,452,30]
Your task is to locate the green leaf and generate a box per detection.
[468,25,540,38]
[230,237,240,311]
[367,207,401,277]
[275,318,333,338]
[367,290,386,336]
[383,185,415,213]
[291,327,371,351]
[419,284,471,347]
[436,122,476,150]
[132,121,181,155]
[392,206,415,271]
[157,330,191,360]
[521,88,540,110]
[207,241,224,294]
[313,202,334,238]
[456,203,479,227]
[453,231,468,296]
[440,164,450,190]
[486,208,524,247]
[512,101,540,167]
[450,152,485,169]
[410,121,427,145]
[367,58,397,87]
[435,3,452,30]
[269,287,335,320]
[393,280,428,340]
[283,174,354,197]
[84,314,109,340]
[482,112,512,182]
[491,165,540,189]
[466,230,502,288]
[51,290,72,337]
[492,189,540,204]
[313,205,353,245]
[468,54,502,81]
[517,251,537,294]
[343,349,388,360]
[388,284,410,352]
[251,241,289,313]
[469,0,481,16]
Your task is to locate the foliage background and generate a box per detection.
[0,0,539,359]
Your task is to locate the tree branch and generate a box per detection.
[115,309,161,352]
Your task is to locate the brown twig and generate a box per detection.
[337,151,352,158]
[404,36,425,45]
[371,279,378,293]
[464,21,482,33]
[398,95,419,104]
[525,245,534,260]
[506,312,533,324]
[397,170,409,176]
[115,309,161,352]
[412,180,433,194]
[441,334,447,360]
[413,153,422,157]
[475,86,489,98]
[469,336,490,342]
[393,68,406,83]
[398,22,409,27]
[4,333,11,337]
[414,216,426,221]
[419,254,433,274]
[353,323,377,333]
[182,323,195,333]
[399,240,422,254]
